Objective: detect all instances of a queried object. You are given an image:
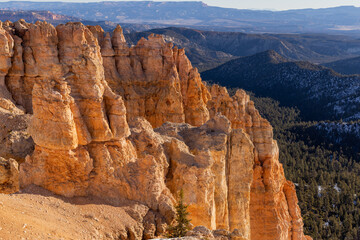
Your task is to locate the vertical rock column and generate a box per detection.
[200,115,231,230]
[173,47,210,126]
[57,22,120,142]
[20,22,130,197]
[157,114,255,237]
[98,26,210,128]
[19,24,175,230]
[8,20,64,113]
[17,24,97,196]
[21,78,93,197]
[0,21,34,163]
[207,85,308,240]
[0,21,14,101]
[227,129,255,237]
[5,33,26,108]
[109,29,185,127]
[160,130,217,230]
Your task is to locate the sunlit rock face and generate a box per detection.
[0,20,310,240]
[94,25,210,128]
[0,21,33,163]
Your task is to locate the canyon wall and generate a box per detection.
[0,20,311,240]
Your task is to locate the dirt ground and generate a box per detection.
[0,185,148,240]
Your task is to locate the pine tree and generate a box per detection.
[167,189,192,238]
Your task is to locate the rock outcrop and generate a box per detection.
[0,20,14,99]
[0,157,19,194]
[96,25,210,128]
[0,108,33,161]
[0,21,34,162]
[206,85,300,240]
[184,225,251,240]
[154,114,254,239]
[97,26,309,239]
[0,20,311,240]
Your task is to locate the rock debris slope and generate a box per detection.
[0,20,311,240]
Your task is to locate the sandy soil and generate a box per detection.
[0,185,148,240]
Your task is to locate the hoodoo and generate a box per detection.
[0,20,311,240]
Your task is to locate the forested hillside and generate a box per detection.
[215,53,360,237]
[248,94,360,240]
[202,50,360,121]
[323,56,360,75]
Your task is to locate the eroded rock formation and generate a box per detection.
[0,20,311,240]
[155,114,254,236]
[9,23,176,237]
[94,25,210,128]
[0,157,19,194]
[0,21,33,163]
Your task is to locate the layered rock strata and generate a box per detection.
[0,20,310,240]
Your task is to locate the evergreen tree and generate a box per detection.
[167,189,192,238]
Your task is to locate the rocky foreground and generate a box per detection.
[0,20,311,240]
[0,185,148,240]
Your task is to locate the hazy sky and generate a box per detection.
[1,0,360,10]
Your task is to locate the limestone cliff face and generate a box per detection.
[0,20,310,240]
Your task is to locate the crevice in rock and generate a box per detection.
[226,130,232,230]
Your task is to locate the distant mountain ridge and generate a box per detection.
[1,1,360,36]
[0,10,80,24]
[202,50,360,121]
[125,27,360,71]
[0,10,167,33]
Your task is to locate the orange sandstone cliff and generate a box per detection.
[0,20,311,240]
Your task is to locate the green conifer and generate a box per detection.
[167,189,191,238]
